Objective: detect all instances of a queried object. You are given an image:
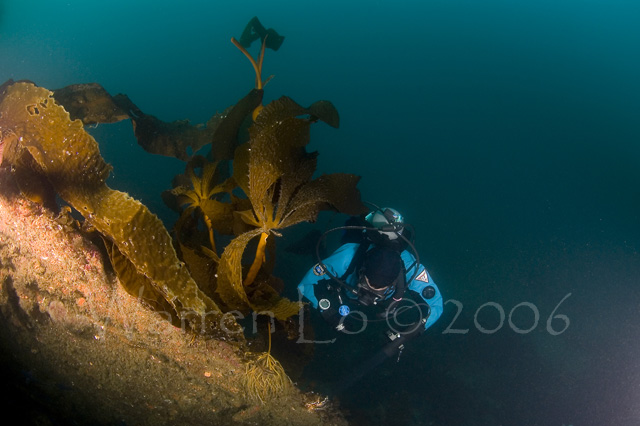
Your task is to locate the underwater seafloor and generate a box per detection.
[0,165,346,426]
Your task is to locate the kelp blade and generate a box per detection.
[0,82,242,339]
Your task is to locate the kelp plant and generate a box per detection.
[208,34,366,320]
[214,97,365,319]
[0,81,243,339]
[162,24,365,321]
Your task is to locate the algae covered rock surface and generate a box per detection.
[0,167,346,425]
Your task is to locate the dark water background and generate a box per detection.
[2,1,639,425]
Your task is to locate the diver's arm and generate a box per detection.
[403,259,444,330]
[297,243,359,308]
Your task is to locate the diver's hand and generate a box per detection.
[382,318,426,358]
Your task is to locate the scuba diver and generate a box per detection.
[297,205,443,367]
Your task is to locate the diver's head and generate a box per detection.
[357,246,403,306]
[365,207,404,240]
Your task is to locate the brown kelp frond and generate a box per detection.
[217,228,261,310]
[179,155,235,207]
[0,81,243,340]
[103,238,180,324]
[0,128,13,166]
[110,93,215,160]
[52,83,130,124]
[177,242,220,304]
[247,277,303,320]
[50,82,248,161]
[242,97,364,228]
[252,96,340,130]
[307,100,340,128]
[216,96,365,314]
[209,88,263,161]
[52,82,269,163]
[278,173,366,229]
[217,226,303,319]
[238,16,285,51]
[166,155,238,255]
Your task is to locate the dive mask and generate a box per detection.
[356,270,395,306]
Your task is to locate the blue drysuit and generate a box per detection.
[298,243,443,330]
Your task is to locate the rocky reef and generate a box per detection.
[0,164,346,425]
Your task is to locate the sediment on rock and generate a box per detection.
[0,166,346,426]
